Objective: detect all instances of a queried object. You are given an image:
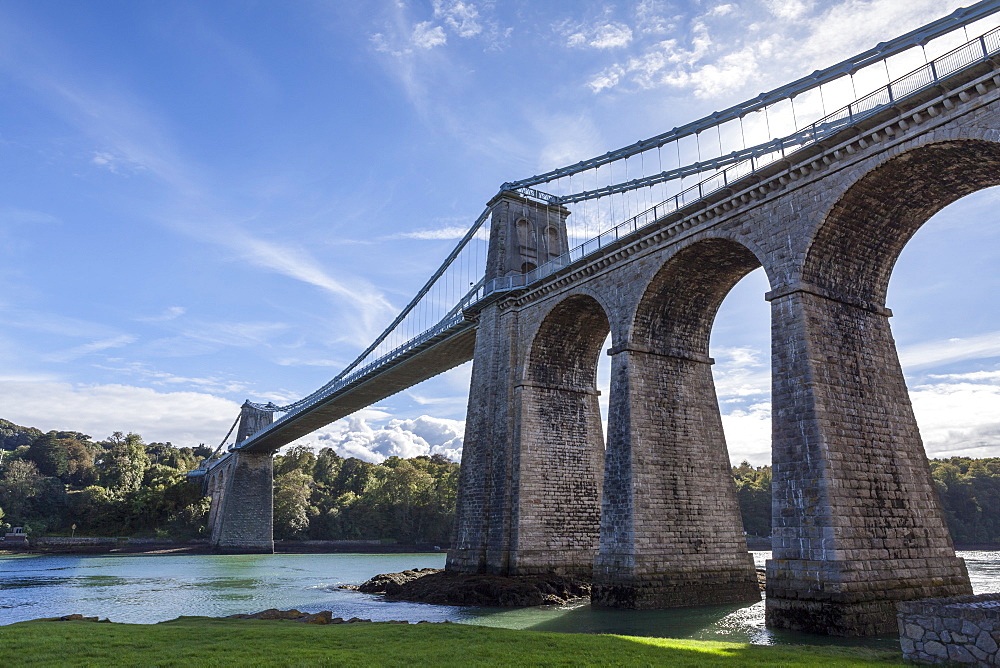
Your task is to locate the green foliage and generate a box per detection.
[0,418,43,450]
[731,458,1000,546]
[273,470,313,539]
[731,462,771,537]
[1,618,907,667]
[99,432,150,496]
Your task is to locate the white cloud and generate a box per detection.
[709,4,737,18]
[911,378,1000,458]
[899,331,1000,369]
[635,0,675,36]
[91,150,146,174]
[139,306,186,322]
[722,401,772,465]
[583,0,971,100]
[413,21,447,49]
[432,0,482,39]
[566,22,634,50]
[304,414,464,462]
[44,334,137,363]
[763,0,813,21]
[388,226,472,240]
[0,380,241,446]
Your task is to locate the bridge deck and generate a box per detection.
[237,320,477,453]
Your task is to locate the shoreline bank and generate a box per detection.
[1,539,447,556]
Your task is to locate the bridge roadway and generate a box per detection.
[234,318,477,453]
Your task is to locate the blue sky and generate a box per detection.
[0,0,998,465]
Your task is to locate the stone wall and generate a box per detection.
[898,594,1000,665]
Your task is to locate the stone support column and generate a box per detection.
[593,343,760,607]
[211,451,274,554]
[510,380,604,575]
[766,286,971,636]
[448,302,518,573]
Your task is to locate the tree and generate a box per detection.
[0,459,46,524]
[273,470,313,539]
[274,446,316,477]
[99,432,149,496]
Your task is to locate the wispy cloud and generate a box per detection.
[579,0,971,98]
[44,334,137,363]
[139,306,186,323]
[563,22,634,50]
[899,331,1000,369]
[432,0,482,39]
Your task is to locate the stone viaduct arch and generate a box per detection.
[594,237,764,608]
[514,294,610,575]
[451,66,1000,635]
[765,135,1000,634]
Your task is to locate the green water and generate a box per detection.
[2,550,997,648]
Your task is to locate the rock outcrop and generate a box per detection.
[352,569,591,607]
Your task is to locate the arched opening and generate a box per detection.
[520,261,537,274]
[594,237,764,608]
[516,293,610,575]
[766,139,1000,634]
[803,140,1000,303]
[889,185,1000,543]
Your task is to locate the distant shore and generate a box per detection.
[0,538,447,557]
[4,538,996,558]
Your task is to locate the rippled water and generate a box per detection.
[1,550,996,647]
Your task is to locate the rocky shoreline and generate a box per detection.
[347,567,768,607]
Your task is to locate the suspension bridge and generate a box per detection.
[194,1,1000,636]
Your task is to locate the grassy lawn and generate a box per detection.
[0,617,905,666]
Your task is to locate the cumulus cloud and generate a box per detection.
[911,376,1000,458]
[305,414,464,462]
[412,21,447,49]
[582,0,972,99]
[566,22,634,50]
[0,380,241,446]
[432,0,482,38]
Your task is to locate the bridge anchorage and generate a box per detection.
[191,1,1000,635]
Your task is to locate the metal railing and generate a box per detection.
[487,24,1000,297]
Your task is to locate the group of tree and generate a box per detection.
[0,418,459,546]
[271,446,458,545]
[5,415,1000,548]
[0,418,212,538]
[733,457,1000,546]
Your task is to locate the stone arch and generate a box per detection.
[594,236,764,609]
[513,293,611,575]
[764,138,993,633]
[804,138,1000,304]
[632,236,764,355]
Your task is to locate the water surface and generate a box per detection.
[1,550,996,648]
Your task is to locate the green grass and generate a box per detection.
[0,617,905,667]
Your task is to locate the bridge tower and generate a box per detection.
[448,191,595,575]
[205,402,275,553]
